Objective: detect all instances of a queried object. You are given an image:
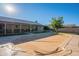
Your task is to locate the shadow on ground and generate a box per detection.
[0,32,55,45]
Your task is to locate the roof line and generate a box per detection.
[0,16,44,26]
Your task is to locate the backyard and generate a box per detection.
[0,32,79,56]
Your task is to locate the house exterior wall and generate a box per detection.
[0,22,44,35]
[37,26,44,31]
[0,23,4,35]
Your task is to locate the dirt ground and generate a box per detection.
[14,33,72,56]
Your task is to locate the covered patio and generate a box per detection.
[0,16,44,36]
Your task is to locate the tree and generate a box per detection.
[49,16,64,32]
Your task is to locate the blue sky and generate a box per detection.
[0,3,79,25]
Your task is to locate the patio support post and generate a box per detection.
[30,24,32,32]
[20,24,22,33]
[37,26,39,31]
[12,24,14,34]
[4,23,6,35]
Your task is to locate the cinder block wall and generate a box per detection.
[58,28,79,34]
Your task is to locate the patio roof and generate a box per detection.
[0,16,43,26]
